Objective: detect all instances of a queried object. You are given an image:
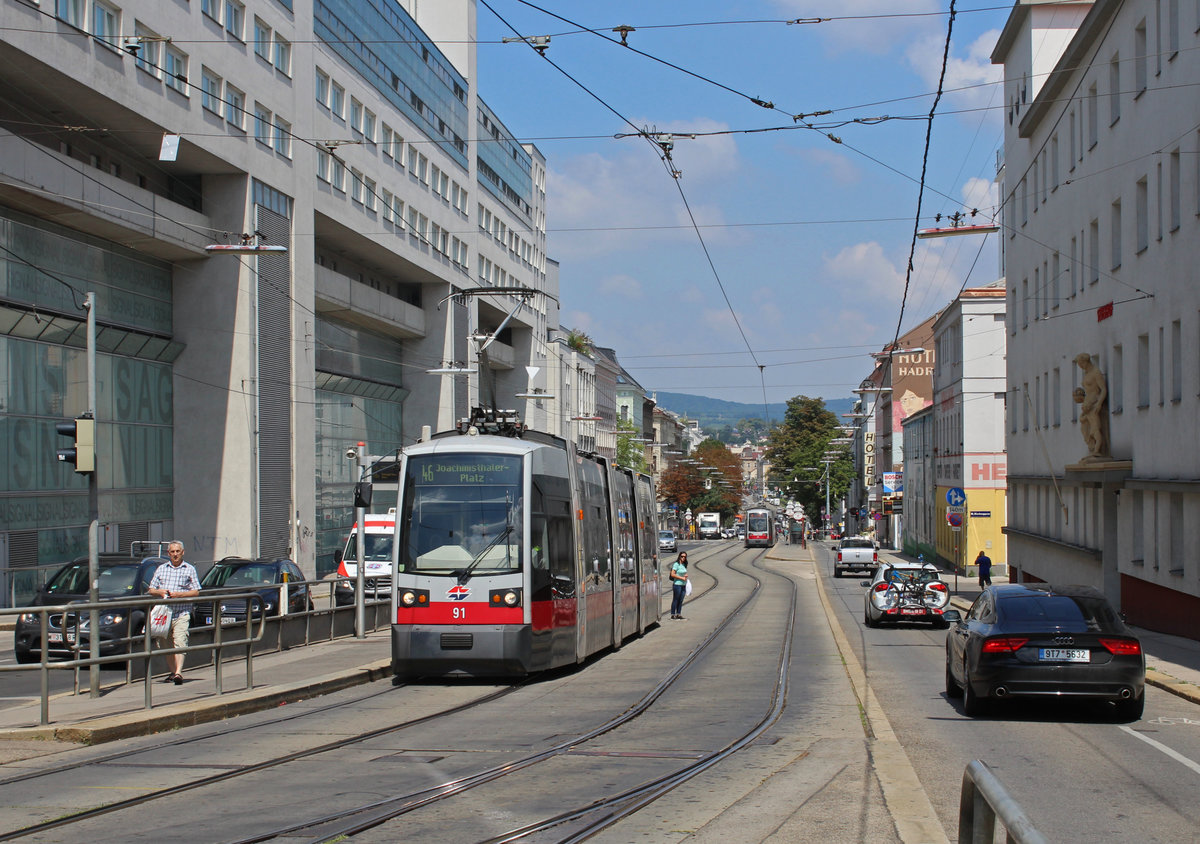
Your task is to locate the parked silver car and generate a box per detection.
[658,530,677,552]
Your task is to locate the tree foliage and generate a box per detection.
[658,438,744,522]
[614,417,648,473]
[764,396,854,525]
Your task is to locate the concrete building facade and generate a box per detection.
[0,0,554,586]
[994,0,1200,637]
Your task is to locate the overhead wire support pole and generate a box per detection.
[86,292,100,698]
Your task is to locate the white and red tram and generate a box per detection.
[389,414,661,679]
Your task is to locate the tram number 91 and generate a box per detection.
[452,606,468,620]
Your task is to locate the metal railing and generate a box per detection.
[1,576,391,725]
[958,760,1047,844]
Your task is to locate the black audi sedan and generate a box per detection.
[194,557,311,626]
[945,583,1145,720]
[13,555,166,663]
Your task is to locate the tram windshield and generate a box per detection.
[399,453,523,576]
[747,513,769,532]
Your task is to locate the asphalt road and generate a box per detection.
[817,541,1200,843]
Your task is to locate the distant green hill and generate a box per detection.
[654,392,856,432]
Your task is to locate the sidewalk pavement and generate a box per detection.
[0,629,393,745]
[5,542,1198,746]
[772,540,1200,707]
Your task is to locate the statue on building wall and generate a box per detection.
[1072,353,1111,462]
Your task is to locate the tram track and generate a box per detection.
[0,542,763,844]
[226,545,796,843]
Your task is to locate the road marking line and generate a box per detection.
[1120,726,1200,776]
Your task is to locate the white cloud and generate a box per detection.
[598,273,644,299]
[906,29,1004,115]
[822,241,907,303]
[789,147,862,185]
[547,118,741,261]
[961,176,998,217]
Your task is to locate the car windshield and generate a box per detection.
[659,531,673,540]
[884,567,939,585]
[202,563,277,588]
[998,593,1122,631]
[842,539,874,548]
[399,453,522,576]
[343,532,393,563]
[46,563,141,597]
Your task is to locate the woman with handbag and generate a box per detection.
[669,551,689,620]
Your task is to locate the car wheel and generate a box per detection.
[934,617,950,630]
[15,649,38,665]
[962,666,987,716]
[1114,693,1145,722]
[945,656,963,698]
[834,568,843,578]
[864,608,879,628]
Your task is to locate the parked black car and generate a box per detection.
[194,557,312,626]
[13,555,167,664]
[945,583,1145,720]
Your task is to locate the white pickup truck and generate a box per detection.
[834,537,878,578]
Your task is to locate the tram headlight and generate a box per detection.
[399,589,429,607]
[489,588,522,608]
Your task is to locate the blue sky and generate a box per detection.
[475,1,1010,406]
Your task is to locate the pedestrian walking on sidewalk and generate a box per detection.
[148,541,201,685]
[669,552,689,619]
[975,550,993,589]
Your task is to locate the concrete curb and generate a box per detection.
[0,659,393,745]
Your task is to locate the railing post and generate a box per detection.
[214,598,224,695]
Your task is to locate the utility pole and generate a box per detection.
[353,441,367,639]
[85,293,99,697]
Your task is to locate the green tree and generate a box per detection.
[657,439,743,523]
[764,396,853,525]
[615,417,648,472]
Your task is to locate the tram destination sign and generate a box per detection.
[415,456,520,486]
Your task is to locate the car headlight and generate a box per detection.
[17,613,37,624]
[99,613,125,627]
[261,601,275,613]
[401,591,418,606]
[502,591,519,607]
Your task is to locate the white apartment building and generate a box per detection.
[994,0,1200,637]
[0,0,555,582]
[927,284,1008,572]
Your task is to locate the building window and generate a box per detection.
[164,46,188,94]
[1168,0,1179,55]
[1137,333,1150,408]
[1158,326,1166,405]
[381,189,393,221]
[225,0,245,40]
[253,18,272,61]
[331,157,345,192]
[350,98,363,134]
[392,195,404,229]
[1170,148,1181,231]
[1087,83,1098,148]
[363,177,376,211]
[1109,53,1120,125]
[273,35,291,76]
[1134,21,1147,94]
[1051,135,1059,190]
[92,0,120,48]
[133,23,161,77]
[1068,109,1076,171]
[362,109,375,144]
[1111,344,1123,413]
[1136,177,1149,253]
[317,149,330,183]
[1020,177,1028,225]
[350,168,363,204]
[273,116,291,157]
[1051,252,1060,309]
[225,84,245,129]
[254,104,272,146]
[381,125,394,158]
[201,0,220,21]
[330,82,344,119]
[201,68,223,114]
[315,69,329,108]
[1089,218,1100,283]
[1111,199,1122,270]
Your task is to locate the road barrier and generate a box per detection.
[958,759,1047,844]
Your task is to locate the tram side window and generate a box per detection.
[531,447,574,600]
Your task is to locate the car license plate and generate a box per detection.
[900,608,925,615]
[1039,648,1089,662]
[221,615,238,624]
[47,632,76,644]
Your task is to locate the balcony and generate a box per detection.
[313,264,425,339]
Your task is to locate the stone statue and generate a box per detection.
[1073,353,1110,461]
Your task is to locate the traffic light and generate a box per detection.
[56,415,95,473]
